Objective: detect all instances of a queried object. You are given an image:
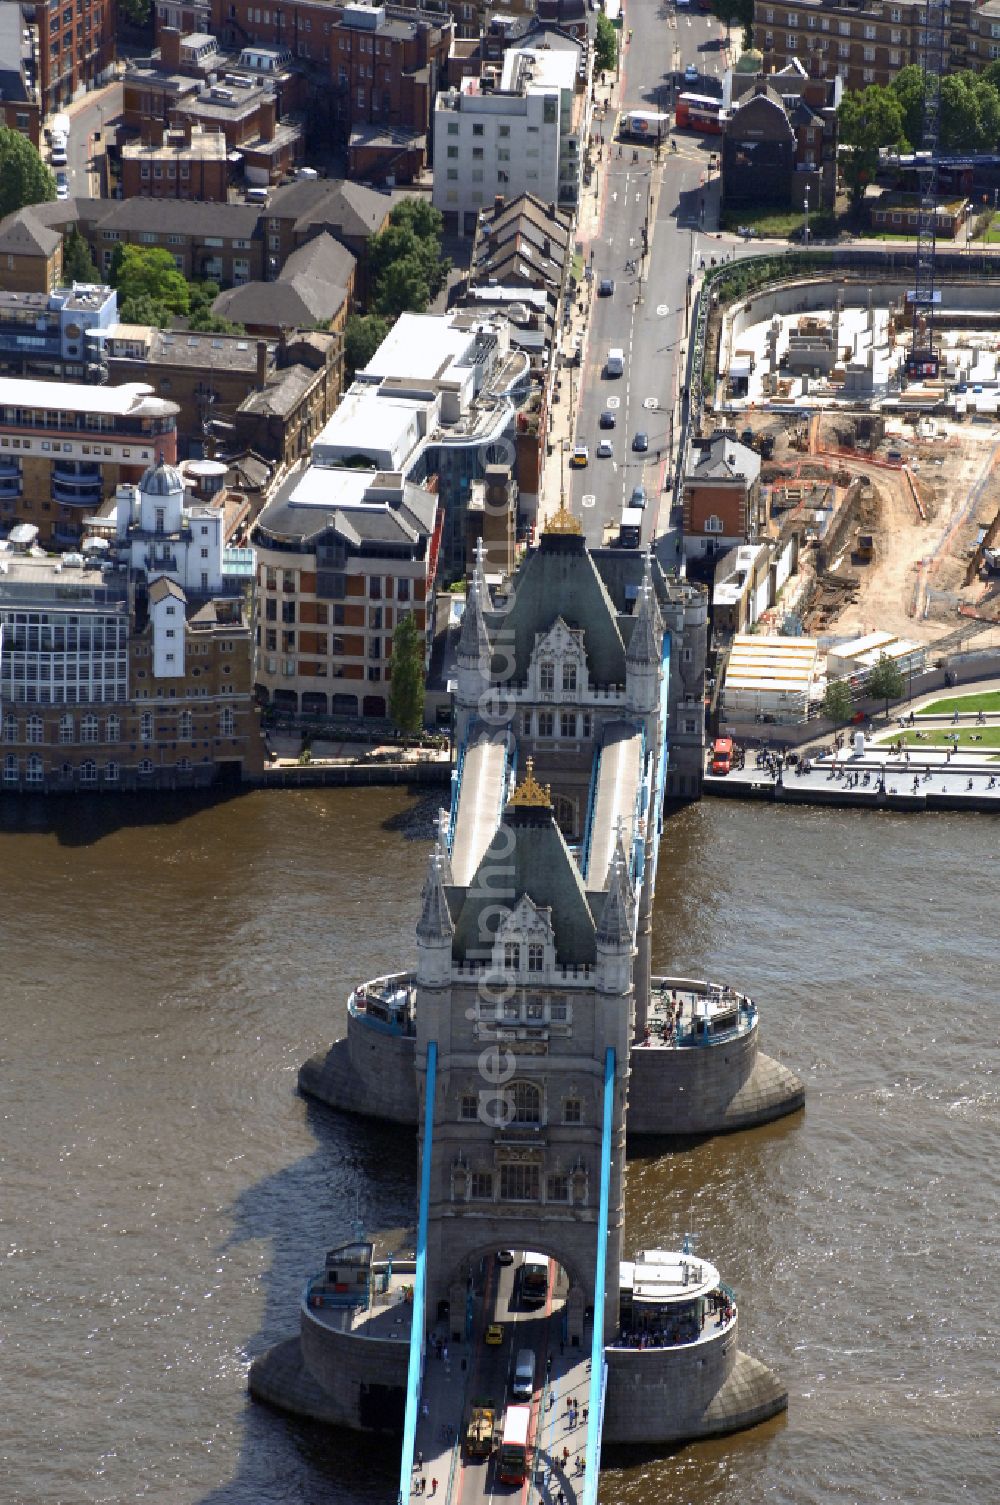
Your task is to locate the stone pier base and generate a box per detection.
[249,1337,346,1425]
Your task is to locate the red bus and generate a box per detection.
[497,1405,531,1485]
[675,93,724,134]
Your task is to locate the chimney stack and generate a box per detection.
[256,339,269,386]
[160,27,182,72]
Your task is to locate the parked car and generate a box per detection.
[599,410,616,430]
[632,431,648,452]
[55,171,69,201]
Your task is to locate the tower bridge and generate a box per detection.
[252,512,802,1498]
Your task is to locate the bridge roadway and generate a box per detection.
[406,1255,592,1505]
[584,723,644,887]
[450,730,512,887]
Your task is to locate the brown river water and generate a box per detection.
[1,790,997,1505]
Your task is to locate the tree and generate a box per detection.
[838,86,908,208]
[867,652,905,717]
[118,0,152,24]
[389,612,425,735]
[373,257,431,318]
[345,312,390,378]
[63,227,99,284]
[111,244,191,320]
[0,127,56,220]
[890,65,925,152]
[711,0,754,46]
[821,679,854,725]
[595,14,618,73]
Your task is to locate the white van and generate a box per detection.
[511,1348,536,1401]
[246,186,269,204]
[606,347,624,377]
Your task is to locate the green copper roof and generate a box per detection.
[450,804,597,967]
[490,532,626,687]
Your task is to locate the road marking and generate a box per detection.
[656,304,669,316]
[582,494,596,508]
[607,396,620,409]
[644,397,659,410]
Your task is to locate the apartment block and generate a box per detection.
[251,467,441,719]
[0,461,265,791]
[0,282,116,380]
[121,122,231,202]
[0,209,63,293]
[754,0,986,93]
[34,0,115,113]
[433,39,587,234]
[0,376,179,547]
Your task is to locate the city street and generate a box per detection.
[566,3,733,550]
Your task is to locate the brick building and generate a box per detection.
[753,0,989,94]
[34,0,115,113]
[0,375,179,547]
[723,61,840,213]
[681,434,764,567]
[121,122,231,202]
[100,323,343,464]
[0,208,63,292]
[251,467,442,719]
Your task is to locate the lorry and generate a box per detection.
[49,112,70,166]
[465,1402,497,1459]
[853,532,876,565]
[619,110,670,142]
[711,737,733,776]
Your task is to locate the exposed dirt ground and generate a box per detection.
[738,408,1000,654]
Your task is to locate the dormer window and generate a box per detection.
[527,943,544,972]
[539,661,555,692]
[562,664,577,692]
[504,942,521,970]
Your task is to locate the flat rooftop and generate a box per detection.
[725,633,819,692]
[0,377,170,417]
[311,385,428,464]
[359,310,477,386]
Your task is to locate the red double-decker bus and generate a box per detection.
[675,92,724,134]
[497,1406,531,1484]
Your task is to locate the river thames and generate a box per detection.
[1,790,997,1504]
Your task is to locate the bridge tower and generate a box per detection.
[414,760,632,1345]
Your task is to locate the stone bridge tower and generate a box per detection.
[414,762,634,1346]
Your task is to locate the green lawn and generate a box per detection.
[920,690,1000,715]
[719,208,837,239]
[897,726,1000,749]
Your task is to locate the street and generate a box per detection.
[566,3,733,551]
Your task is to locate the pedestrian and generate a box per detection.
[431,1479,438,1497]
[562,1446,570,1466]
[442,1344,448,1362]
[421,1400,429,1419]
[416,1451,423,1470]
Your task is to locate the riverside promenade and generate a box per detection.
[705,687,1000,812]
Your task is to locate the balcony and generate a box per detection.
[53,483,104,507]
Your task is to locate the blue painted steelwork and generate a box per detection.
[580,743,602,880]
[582,1046,615,1505]
[397,1041,437,1504]
[447,741,467,853]
[645,633,671,897]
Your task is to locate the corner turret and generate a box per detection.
[455,539,493,737]
[415,842,454,988]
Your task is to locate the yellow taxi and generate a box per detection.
[485,1323,504,1346]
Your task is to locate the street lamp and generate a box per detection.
[803,186,810,246]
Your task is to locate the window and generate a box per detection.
[838,41,849,57]
[564,1097,582,1124]
[560,712,576,739]
[220,706,235,737]
[58,714,74,744]
[3,754,18,784]
[460,1092,478,1121]
[547,1174,569,1202]
[838,20,850,34]
[470,1171,493,1200]
[138,759,154,776]
[472,123,484,137]
[537,710,554,737]
[562,663,577,692]
[3,715,17,742]
[889,48,901,63]
[26,754,43,785]
[511,1081,541,1124]
[863,67,875,81]
[527,943,544,973]
[863,45,875,60]
[80,714,98,743]
[179,711,193,740]
[26,715,43,745]
[79,759,97,785]
[140,711,153,741]
[503,942,520,970]
[550,1000,568,1022]
[864,23,876,38]
[539,661,554,692]
[105,715,120,743]
[581,712,592,740]
[499,1163,539,1201]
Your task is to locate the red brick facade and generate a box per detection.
[36,0,115,113]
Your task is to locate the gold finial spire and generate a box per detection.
[510,757,552,809]
[543,503,583,536]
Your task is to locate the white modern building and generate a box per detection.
[114,462,224,596]
[433,44,585,234]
